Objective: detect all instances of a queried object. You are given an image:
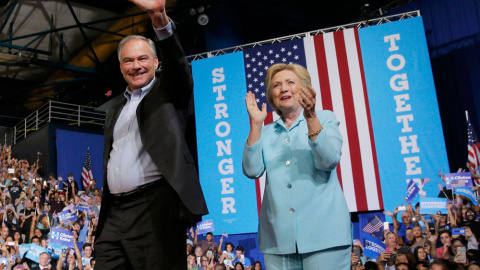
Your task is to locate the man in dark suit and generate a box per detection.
[94,0,208,269]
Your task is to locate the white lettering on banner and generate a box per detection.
[221,178,234,194]
[405,156,422,175]
[365,240,385,254]
[421,201,446,209]
[212,67,237,214]
[390,74,409,91]
[213,85,226,101]
[214,103,229,119]
[219,158,234,175]
[394,94,411,112]
[215,121,231,137]
[396,114,414,132]
[384,34,400,51]
[222,197,237,214]
[387,54,406,71]
[399,135,420,154]
[217,139,232,156]
[384,33,422,177]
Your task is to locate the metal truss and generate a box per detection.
[186,10,420,62]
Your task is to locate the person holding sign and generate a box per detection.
[94,0,208,269]
[242,63,351,269]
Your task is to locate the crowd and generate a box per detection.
[351,166,480,270]
[0,144,265,270]
[0,145,99,270]
[186,231,262,270]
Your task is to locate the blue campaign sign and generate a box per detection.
[18,244,31,258]
[192,52,258,234]
[75,206,91,213]
[445,172,473,190]
[58,210,76,223]
[363,234,386,259]
[420,197,447,214]
[405,179,420,203]
[26,244,49,263]
[196,219,215,234]
[452,228,466,235]
[359,17,450,219]
[48,228,74,259]
[454,187,479,205]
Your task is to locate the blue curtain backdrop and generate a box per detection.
[56,129,104,191]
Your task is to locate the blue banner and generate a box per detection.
[452,228,466,235]
[445,172,473,190]
[405,179,420,203]
[196,219,215,234]
[454,187,479,205]
[48,228,74,259]
[363,234,386,259]
[26,244,49,263]
[192,52,258,234]
[359,17,449,219]
[18,244,30,258]
[75,206,91,213]
[58,210,76,223]
[420,197,447,214]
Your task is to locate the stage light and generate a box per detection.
[197,14,209,26]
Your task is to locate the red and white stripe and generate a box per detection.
[82,168,93,191]
[469,142,480,176]
[303,28,383,212]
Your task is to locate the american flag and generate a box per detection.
[467,114,480,184]
[81,148,93,191]
[244,28,383,213]
[363,215,383,234]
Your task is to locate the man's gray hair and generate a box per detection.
[117,35,157,61]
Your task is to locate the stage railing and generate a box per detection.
[9,101,106,145]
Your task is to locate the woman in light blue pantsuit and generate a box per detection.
[242,63,351,270]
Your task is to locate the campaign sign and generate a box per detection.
[405,179,420,203]
[454,187,479,205]
[196,219,215,234]
[48,228,74,259]
[57,210,77,223]
[26,244,49,263]
[363,234,386,259]
[445,173,473,190]
[452,228,466,235]
[18,244,31,257]
[420,198,447,214]
[75,206,90,213]
[82,257,92,268]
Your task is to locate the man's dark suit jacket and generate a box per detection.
[96,27,208,238]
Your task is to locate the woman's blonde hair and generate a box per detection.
[265,63,312,115]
